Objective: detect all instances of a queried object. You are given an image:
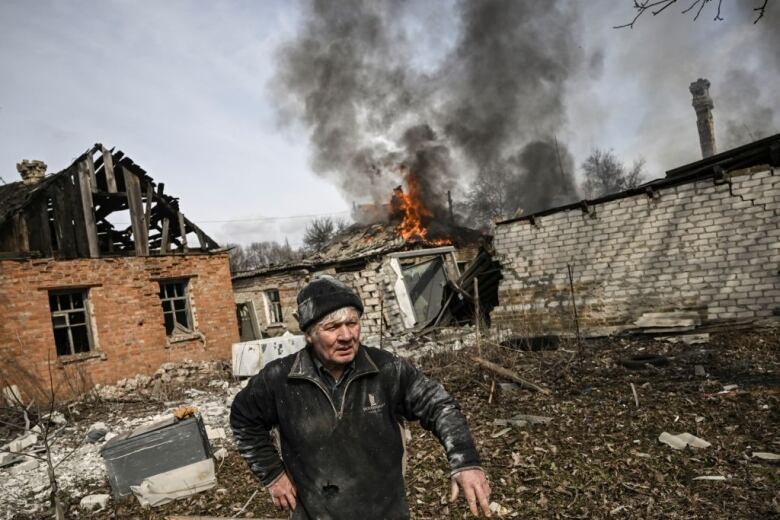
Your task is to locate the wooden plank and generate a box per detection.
[38,198,52,256]
[85,152,97,192]
[151,191,219,250]
[195,228,207,251]
[471,356,551,394]
[77,159,100,257]
[177,211,188,253]
[160,217,170,254]
[67,171,90,257]
[13,212,29,252]
[52,179,77,258]
[144,181,153,240]
[101,146,118,192]
[121,166,149,256]
[24,199,50,255]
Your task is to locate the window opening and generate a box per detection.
[158,280,193,335]
[236,302,260,341]
[49,290,94,356]
[266,289,283,323]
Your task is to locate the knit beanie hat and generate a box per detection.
[296,276,364,332]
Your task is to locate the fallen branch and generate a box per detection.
[471,357,551,395]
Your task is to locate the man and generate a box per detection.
[230,276,491,518]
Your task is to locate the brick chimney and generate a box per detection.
[689,78,716,158]
[16,160,47,187]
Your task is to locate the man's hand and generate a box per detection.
[450,468,491,517]
[267,471,297,511]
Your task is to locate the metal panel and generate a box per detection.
[101,415,211,497]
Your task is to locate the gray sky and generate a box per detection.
[1,1,777,245]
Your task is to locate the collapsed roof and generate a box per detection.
[0,144,220,258]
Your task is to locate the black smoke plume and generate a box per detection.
[272,0,587,226]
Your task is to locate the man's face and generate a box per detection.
[308,307,361,368]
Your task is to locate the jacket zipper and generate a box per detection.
[295,374,369,420]
[295,375,339,417]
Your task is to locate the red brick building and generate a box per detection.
[0,145,238,399]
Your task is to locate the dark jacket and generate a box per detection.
[230,345,481,520]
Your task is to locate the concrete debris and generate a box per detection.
[88,422,107,433]
[3,432,38,453]
[489,501,511,516]
[752,452,780,461]
[658,432,712,450]
[0,452,23,467]
[95,360,227,400]
[80,493,111,511]
[43,411,68,426]
[206,426,226,440]
[661,333,710,345]
[130,458,216,507]
[212,448,228,461]
[634,312,701,331]
[9,457,39,475]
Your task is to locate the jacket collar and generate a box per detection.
[289,344,379,382]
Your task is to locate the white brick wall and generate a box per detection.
[491,167,779,335]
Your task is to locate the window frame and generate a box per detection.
[48,289,95,357]
[158,279,194,336]
[236,301,261,341]
[265,289,283,324]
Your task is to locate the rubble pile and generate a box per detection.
[1,329,777,518]
[0,361,239,519]
[93,359,230,400]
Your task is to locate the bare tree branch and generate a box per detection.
[754,0,769,22]
[615,0,771,28]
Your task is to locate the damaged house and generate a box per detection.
[232,213,498,343]
[491,132,780,337]
[0,145,239,399]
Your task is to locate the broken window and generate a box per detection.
[265,289,283,323]
[158,280,193,335]
[236,302,260,342]
[49,290,94,356]
[402,256,447,325]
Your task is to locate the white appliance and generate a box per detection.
[232,332,307,377]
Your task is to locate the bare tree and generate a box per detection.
[615,0,771,29]
[227,240,303,273]
[303,217,345,253]
[580,149,646,199]
[462,168,515,229]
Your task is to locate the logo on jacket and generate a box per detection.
[363,393,385,413]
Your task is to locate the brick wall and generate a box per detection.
[232,252,459,340]
[0,253,238,399]
[233,262,390,339]
[491,167,780,336]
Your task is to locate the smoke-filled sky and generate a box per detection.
[0,0,777,244]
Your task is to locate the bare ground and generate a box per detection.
[5,327,779,519]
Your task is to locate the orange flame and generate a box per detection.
[387,166,453,246]
[393,169,432,241]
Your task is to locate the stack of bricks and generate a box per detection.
[491,167,780,336]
